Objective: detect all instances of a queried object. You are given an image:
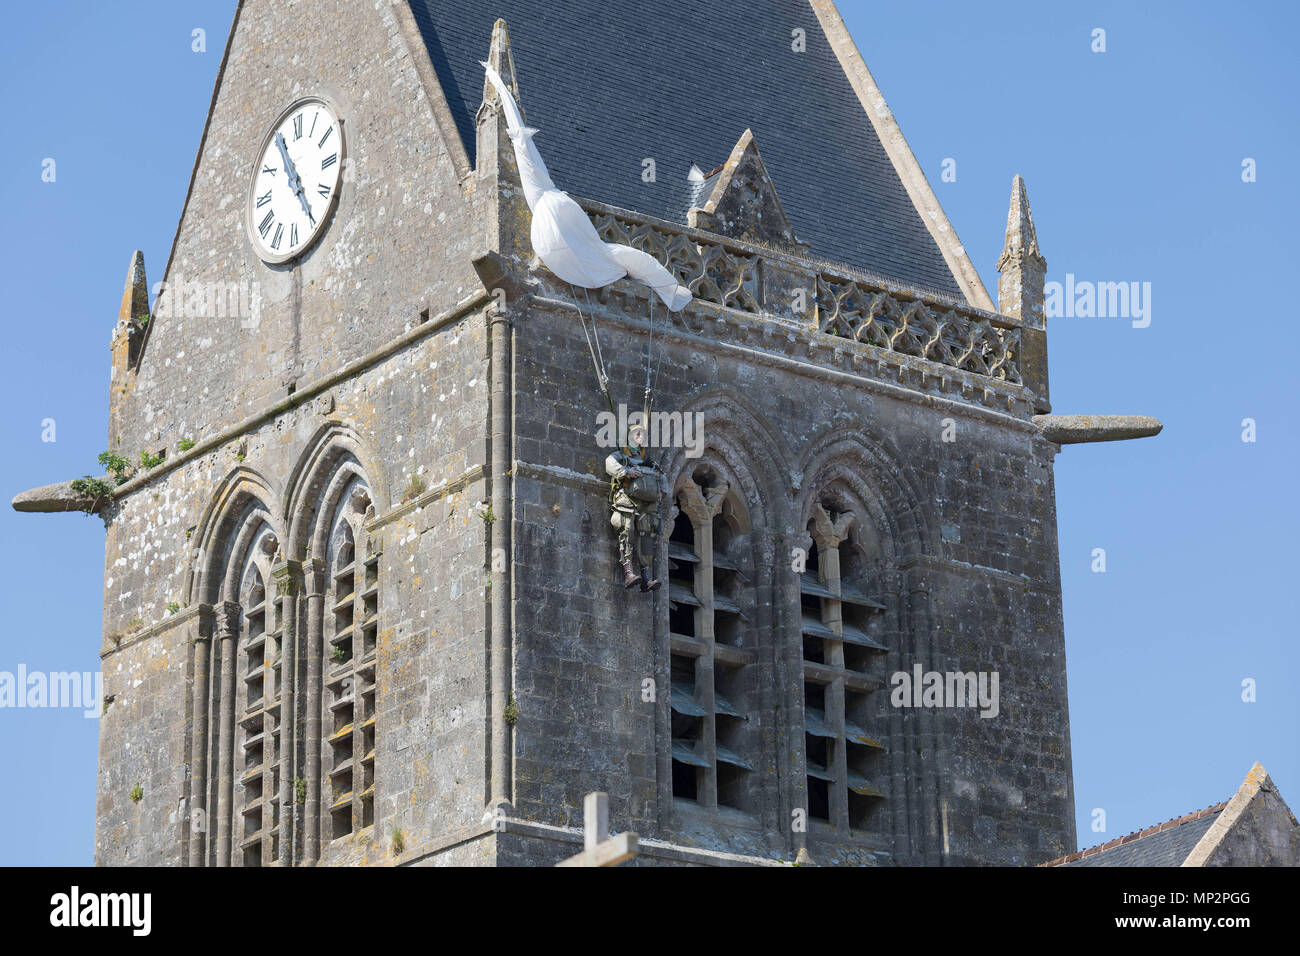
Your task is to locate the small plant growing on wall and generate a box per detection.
[138,449,165,470]
[295,777,307,805]
[97,451,132,485]
[177,437,196,452]
[165,602,180,616]
[401,474,426,503]
[70,476,114,514]
[503,693,520,727]
[330,645,346,664]
[129,784,144,804]
[391,828,405,855]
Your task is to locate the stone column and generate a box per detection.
[272,559,301,866]
[879,567,909,860]
[187,605,214,866]
[751,538,776,834]
[907,576,942,866]
[302,558,326,864]
[783,529,814,861]
[488,308,513,814]
[214,602,239,867]
[678,479,729,810]
[809,504,855,832]
[653,501,679,832]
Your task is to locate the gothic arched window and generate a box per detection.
[321,478,379,841]
[236,524,282,866]
[667,464,757,814]
[801,499,888,832]
[190,495,284,869]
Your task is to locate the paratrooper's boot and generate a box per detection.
[622,560,641,589]
[640,566,661,592]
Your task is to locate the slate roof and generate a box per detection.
[405,0,964,297]
[1041,803,1227,867]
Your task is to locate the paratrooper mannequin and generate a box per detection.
[606,423,668,592]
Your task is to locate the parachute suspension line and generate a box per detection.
[645,294,657,393]
[651,297,668,396]
[643,294,655,424]
[571,284,627,457]
[571,283,611,405]
[579,286,609,385]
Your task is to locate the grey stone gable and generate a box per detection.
[1061,811,1221,867]
[405,0,965,297]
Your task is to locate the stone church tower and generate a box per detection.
[14,0,1158,866]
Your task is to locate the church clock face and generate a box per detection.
[246,97,344,264]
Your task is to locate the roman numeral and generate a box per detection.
[290,223,299,247]
[318,126,333,149]
[321,153,337,170]
[293,114,303,140]
[310,111,319,137]
[317,183,331,199]
[256,190,272,208]
[262,164,277,176]
[258,210,275,238]
[271,223,284,249]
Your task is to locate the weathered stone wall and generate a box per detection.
[91,0,1077,868]
[96,308,492,865]
[504,288,1073,866]
[94,614,194,865]
[94,0,499,866]
[110,0,482,458]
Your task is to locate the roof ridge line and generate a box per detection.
[808,0,995,311]
[1039,801,1229,867]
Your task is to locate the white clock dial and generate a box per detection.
[246,98,343,263]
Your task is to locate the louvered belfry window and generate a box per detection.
[324,481,379,839]
[801,503,888,831]
[667,469,756,813]
[236,527,282,866]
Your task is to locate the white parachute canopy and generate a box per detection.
[481,62,692,312]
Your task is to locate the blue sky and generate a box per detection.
[1,1,1295,864]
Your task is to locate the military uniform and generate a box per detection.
[606,445,668,590]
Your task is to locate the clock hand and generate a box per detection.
[274,132,301,191]
[297,187,316,227]
[274,132,316,226]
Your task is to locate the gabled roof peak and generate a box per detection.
[688,129,807,253]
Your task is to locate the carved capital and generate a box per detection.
[215,601,242,641]
[677,478,729,524]
[272,559,303,597]
[302,557,328,598]
[193,603,216,642]
[809,502,855,550]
